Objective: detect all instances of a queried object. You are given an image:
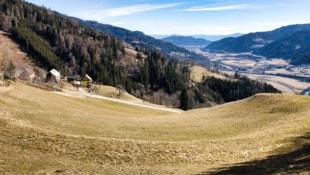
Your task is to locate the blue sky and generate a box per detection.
[25,0,310,35]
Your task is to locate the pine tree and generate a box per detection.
[180,88,190,111]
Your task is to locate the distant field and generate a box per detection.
[243,73,310,94]
[190,65,226,82]
[0,82,309,174]
[202,50,310,93]
[91,84,140,101]
[222,70,310,94]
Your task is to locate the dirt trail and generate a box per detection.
[56,88,183,113]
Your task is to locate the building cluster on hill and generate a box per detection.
[47,68,92,89]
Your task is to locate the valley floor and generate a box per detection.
[198,50,310,94]
[0,82,309,174]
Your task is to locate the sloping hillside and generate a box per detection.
[78,20,211,65]
[258,30,310,64]
[206,23,310,52]
[0,31,46,82]
[0,0,201,109]
[0,82,309,174]
[205,23,310,65]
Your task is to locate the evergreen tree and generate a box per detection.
[180,88,190,111]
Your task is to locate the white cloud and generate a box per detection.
[134,23,278,35]
[75,3,181,21]
[124,22,248,35]
[106,3,181,17]
[184,4,249,12]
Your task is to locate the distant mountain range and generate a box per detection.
[153,33,242,41]
[205,24,310,65]
[78,20,210,65]
[192,33,243,41]
[259,30,310,65]
[161,36,211,48]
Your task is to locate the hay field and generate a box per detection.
[243,73,310,94]
[0,82,309,174]
[190,65,226,82]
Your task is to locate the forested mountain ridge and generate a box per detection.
[205,24,310,65]
[0,0,125,80]
[0,0,279,110]
[0,0,191,105]
[206,24,310,52]
[258,30,310,65]
[77,19,211,65]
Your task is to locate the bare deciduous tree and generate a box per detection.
[3,60,16,81]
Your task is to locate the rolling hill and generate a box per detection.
[0,81,309,174]
[0,1,309,174]
[205,23,310,65]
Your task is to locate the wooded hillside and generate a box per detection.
[0,0,279,109]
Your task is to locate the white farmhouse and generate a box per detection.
[49,69,61,82]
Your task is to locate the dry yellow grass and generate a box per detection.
[0,82,309,174]
[243,73,310,94]
[190,65,226,82]
[92,84,141,102]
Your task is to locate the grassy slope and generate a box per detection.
[92,84,143,102]
[0,82,309,174]
[190,65,226,82]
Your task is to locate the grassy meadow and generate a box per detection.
[0,81,309,174]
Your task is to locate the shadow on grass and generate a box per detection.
[198,134,310,175]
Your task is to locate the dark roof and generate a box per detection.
[301,88,310,96]
[81,74,92,81]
